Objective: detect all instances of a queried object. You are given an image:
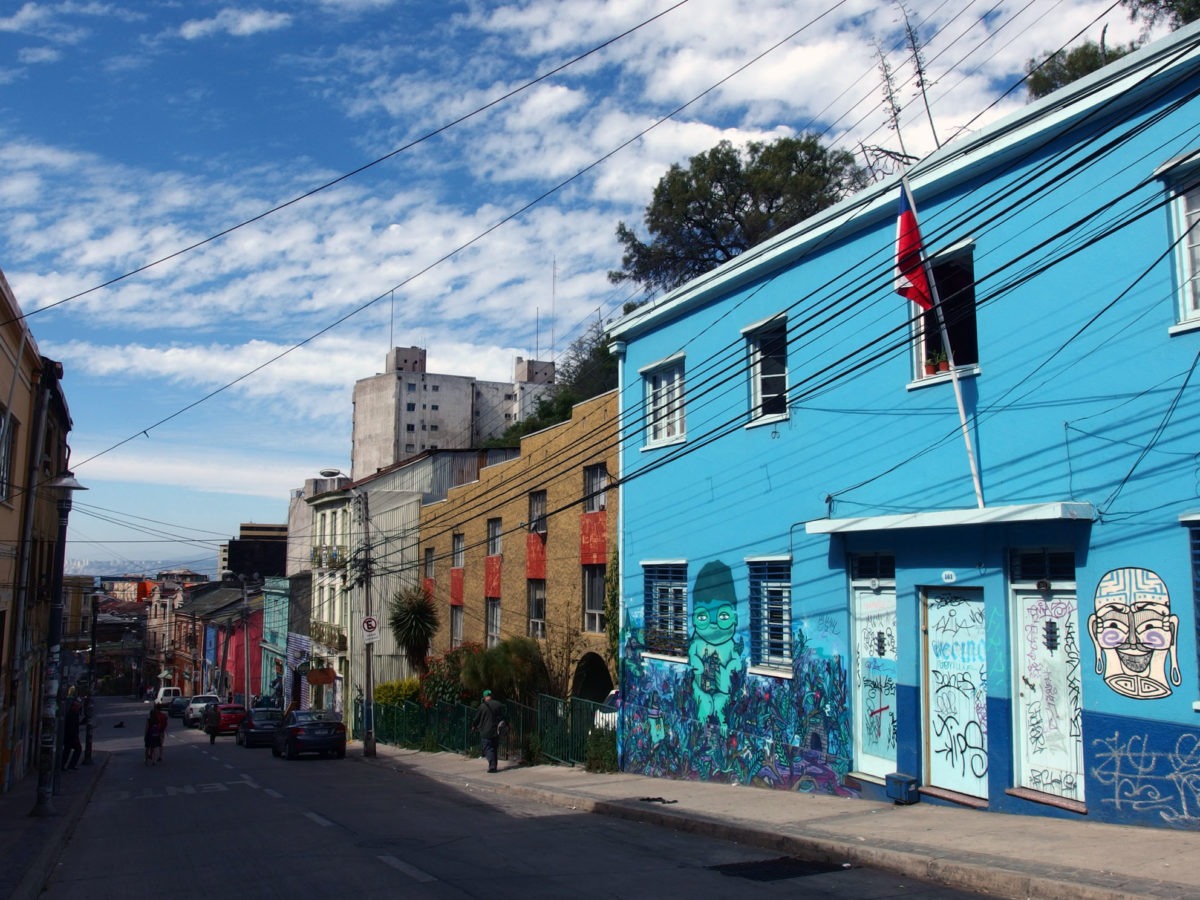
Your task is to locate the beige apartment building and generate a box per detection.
[420,391,617,701]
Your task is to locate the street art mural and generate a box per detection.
[1093,730,1200,828]
[689,561,742,733]
[1088,568,1180,700]
[622,560,856,796]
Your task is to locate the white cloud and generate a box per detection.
[179,8,292,41]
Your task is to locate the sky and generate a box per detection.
[0,0,1159,572]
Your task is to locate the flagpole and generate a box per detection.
[901,177,985,509]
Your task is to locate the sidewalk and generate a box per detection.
[359,742,1200,900]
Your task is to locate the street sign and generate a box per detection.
[361,615,381,645]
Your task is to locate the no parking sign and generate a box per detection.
[361,615,381,645]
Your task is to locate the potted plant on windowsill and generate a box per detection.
[936,351,949,372]
[924,356,937,376]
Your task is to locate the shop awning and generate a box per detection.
[805,501,1095,535]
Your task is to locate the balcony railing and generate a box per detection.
[311,544,348,569]
[310,619,348,652]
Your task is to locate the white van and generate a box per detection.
[154,686,182,709]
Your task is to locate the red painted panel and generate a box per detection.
[450,568,464,606]
[526,532,546,579]
[581,510,607,565]
[485,555,502,597]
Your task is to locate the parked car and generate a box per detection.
[183,694,221,728]
[593,689,621,730]
[272,709,346,760]
[204,704,247,744]
[153,686,182,710]
[236,708,283,748]
[167,695,189,718]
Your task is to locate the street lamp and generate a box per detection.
[319,468,376,757]
[30,471,87,818]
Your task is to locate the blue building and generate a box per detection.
[610,23,1200,829]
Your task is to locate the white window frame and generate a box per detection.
[528,491,547,535]
[527,579,546,639]
[584,463,608,513]
[641,356,685,446]
[487,518,502,556]
[450,605,463,649]
[583,564,606,632]
[452,532,465,568]
[642,561,687,657]
[747,557,792,669]
[910,240,979,380]
[1171,178,1200,325]
[743,316,788,422]
[486,597,500,648]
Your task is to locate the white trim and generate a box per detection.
[906,365,981,391]
[640,559,688,567]
[1179,512,1200,523]
[806,501,1095,534]
[1154,149,1200,178]
[747,664,793,680]
[642,651,686,665]
[637,351,685,376]
[740,311,787,335]
[1168,320,1200,336]
[744,554,791,563]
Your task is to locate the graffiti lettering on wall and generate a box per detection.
[1093,731,1200,826]
[1088,568,1180,699]
[623,561,856,797]
[925,591,988,796]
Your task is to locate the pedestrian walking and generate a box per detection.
[471,689,506,773]
[61,696,83,770]
[144,707,162,765]
[154,705,168,762]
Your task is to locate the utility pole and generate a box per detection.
[357,490,376,757]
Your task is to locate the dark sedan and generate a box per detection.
[272,709,346,760]
[236,708,283,748]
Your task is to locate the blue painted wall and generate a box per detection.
[613,27,1200,828]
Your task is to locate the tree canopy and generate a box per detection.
[1123,0,1200,28]
[608,135,869,296]
[1025,40,1137,100]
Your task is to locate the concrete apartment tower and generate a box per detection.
[351,346,555,478]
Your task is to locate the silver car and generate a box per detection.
[183,694,221,727]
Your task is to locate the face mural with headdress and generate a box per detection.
[1088,567,1181,700]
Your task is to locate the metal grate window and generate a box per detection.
[643,563,687,656]
[1009,548,1075,582]
[748,560,792,667]
[851,553,895,581]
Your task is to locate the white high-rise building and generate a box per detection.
[350,346,555,478]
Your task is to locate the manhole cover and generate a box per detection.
[709,857,849,882]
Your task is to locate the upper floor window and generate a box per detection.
[914,246,978,379]
[452,532,465,568]
[0,409,17,503]
[528,491,547,535]
[486,597,501,648]
[527,579,546,639]
[450,605,463,649]
[643,562,687,656]
[487,518,502,556]
[643,358,685,445]
[1172,177,1200,323]
[745,317,788,420]
[423,547,435,579]
[583,564,606,633]
[584,464,608,513]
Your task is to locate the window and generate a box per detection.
[584,564,606,632]
[914,247,979,377]
[1173,178,1200,322]
[450,606,463,649]
[431,404,439,410]
[644,360,685,444]
[486,598,500,648]
[423,547,434,579]
[404,444,415,454]
[407,382,417,392]
[487,518,502,556]
[584,464,608,513]
[748,559,792,667]
[528,491,547,535]
[406,423,415,432]
[452,533,465,568]
[643,563,687,656]
[0,412,17,503]
[527,580,546,639]
[406,402,416,412]
[747,318,788,419]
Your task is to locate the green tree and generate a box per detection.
[1123,0,1200,28]
[1025,39,1137,100]
[461,637,550,707]
[387,584,439,675]
[609,135,869,295]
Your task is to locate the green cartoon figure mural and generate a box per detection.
[689,561,744,731]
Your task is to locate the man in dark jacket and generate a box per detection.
[62,696,83,770]
[471,689,505,773]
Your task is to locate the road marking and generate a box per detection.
[378,856,436,883]
[305,811,334,827]
[263,788,283,799]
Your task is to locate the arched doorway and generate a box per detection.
[570,652,613,702]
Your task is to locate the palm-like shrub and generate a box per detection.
[388,585,439,674]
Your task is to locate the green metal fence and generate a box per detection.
[357,693,616,767]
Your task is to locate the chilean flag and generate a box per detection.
[895,183,933,311]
